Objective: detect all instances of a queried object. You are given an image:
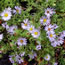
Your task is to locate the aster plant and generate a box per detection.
[0,0,65,65]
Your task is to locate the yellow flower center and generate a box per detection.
[50,34,53,37]
[24,24,27,26]
[4,13,8,17]
[48,28,51,31]
[43,19,47,22]
[16,9,19,13]
[20,40,23,43]
[46,56,48,59]
[47,11,49,13]
[34,32,38,35]
[29,28,33,31]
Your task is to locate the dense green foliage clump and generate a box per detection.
[0,0,65,65]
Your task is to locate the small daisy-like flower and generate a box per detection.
[0,50,2,53]
[36,44,41,50]
[13,6,21,14]
[40,16,50,26]
[1,9,12,21]
[17,38,27,46]
[21,19,30,30]
[7,25,17,35]
[44,54,51,61]
[15,55,24,64]
[21,23,30,30]
[57,37,64,45]
[27,25,35,33]
[53,62,58,65]
[9,57,14,63]
[23,19,29,23]
[28,51,37,59]
[20,52,25,57]
[61,31,65,37]
[0,34,3,41]
[18,59,24,64]
[53,24,58,29]
[9,54,24,64]
[47,32,56,42]
[63,31,65,35]
[51,41,57,47]
[45,8,55,18]
[9,55,15,63]
[45,24,54,33]
[5,7,12,12]
[2,22,9,29]
[31,29,40,38]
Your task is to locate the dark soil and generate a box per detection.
[0,53,12,65]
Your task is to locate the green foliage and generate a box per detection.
[59,56,65,65]
[0,0,65,65]
[56,0,65,12]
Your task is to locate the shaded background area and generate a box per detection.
[0,53,12,65]
[0,52,38,65]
